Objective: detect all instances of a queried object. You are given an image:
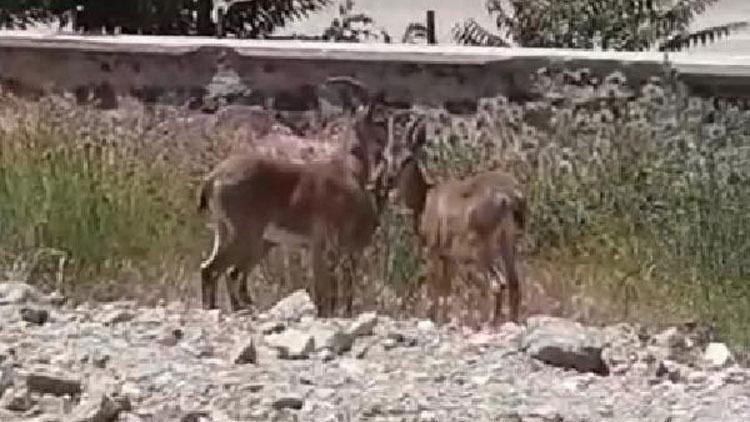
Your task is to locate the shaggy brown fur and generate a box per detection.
[393,158,527,325]
[196,76,397,316]
[197,153,379,316]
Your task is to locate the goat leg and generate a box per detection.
[200,268,218,310]
[232,240,275,310]
[325,244,340,317]
[342,253,356,318]
[235,269,252,307]
[200,224,228,310]
[499,231,520,323]
[312,237,333,317]
[226,268,246,312]
[431,255,453,325]
[489,263,507,325]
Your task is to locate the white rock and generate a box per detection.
[46,291,66,306]
[267,290,317,322]
[265,329,315,359]
[309,324,353,354]
[0,282,41,305]
[687,370,708,384]
[347,312,378,337]
[204,309,222,323]
[468,332,494,346]
[36,394,68,415]
[419,410,439,422]
[703,342,733,367]
[0,387,33,412]
[0,362,14,397]
[120,382,144,403]
[498,321,526,345]
[97,309,135,326]
[521,316,609,375]
[417,320,436,331]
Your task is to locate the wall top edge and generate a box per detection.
[1,34,749,75]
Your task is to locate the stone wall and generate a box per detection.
[1,34,749,111]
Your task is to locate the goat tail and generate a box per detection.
[197,175,214,214]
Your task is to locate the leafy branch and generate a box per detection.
[452,0,749,52]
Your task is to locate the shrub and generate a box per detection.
[1,63,749,347]
[0,94,206,301]
[418,65,750,346]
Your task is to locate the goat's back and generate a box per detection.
[205,153,377,249]
[420,170,525,259]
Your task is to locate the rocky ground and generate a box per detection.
[0,282,748,422]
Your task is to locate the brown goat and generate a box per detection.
[197,153,379,316]
[391,158,527,325]
[196,77,395,316]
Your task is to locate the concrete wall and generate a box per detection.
[1,34,750,112]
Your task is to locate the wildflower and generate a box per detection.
[687,96,704,112]
[628,106,648,123]
[592,109,614,124]
[508,105,523,122]
[574,112,592,128]
[641,83,665,104]
[703,123,727,140]
[522,124,538,139]
[659,117,678,132]
[557,159,573,175]
[478,98,495,115]
[604,70,627,86]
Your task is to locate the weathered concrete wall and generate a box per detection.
[1,34,750,111]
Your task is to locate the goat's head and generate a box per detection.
[321,77,391,207]
[377,111,430,211]
[389,154,435,230]
[321,77,432,216]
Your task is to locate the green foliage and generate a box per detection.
[378,209,421,287]
[0,0,191,33]
[452,18,509,47]
[321,0,391,43]
[0,0,330,36]
[222,0,332,39]
[453,0,749,51]
[417,62,750,346]
[0,0,67,28]
[0,95,204,296]
[2,60,750,345]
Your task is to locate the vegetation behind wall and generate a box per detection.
[1,62,749,347]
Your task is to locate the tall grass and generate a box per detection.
[418,65,750,346]
[0,95,206,301]
[1,64,749,347]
